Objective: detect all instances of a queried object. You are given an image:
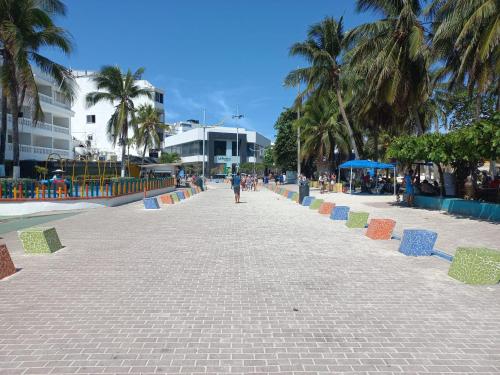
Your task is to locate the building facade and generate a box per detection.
[1,66,74,162]
[71,70,165,161]
[163,123,272,175]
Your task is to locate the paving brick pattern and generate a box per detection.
[0,185,499,374]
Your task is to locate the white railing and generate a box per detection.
[53,125,69,134]
[39,93,53,104]
[33,146,53,155]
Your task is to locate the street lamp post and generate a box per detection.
[232,105,244,172]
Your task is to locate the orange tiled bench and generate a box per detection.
[160,194,174,204]
[319,202,335,215]
[0,244,16,280]
[366,219,396,240]
[183,190,191,198]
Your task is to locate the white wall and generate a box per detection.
[72,73,165,160]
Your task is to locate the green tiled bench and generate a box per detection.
[448,247,500,285]
[171,193,180,203]
[346,212,369,228]
[18,227,63,254]
[309,199,324,210]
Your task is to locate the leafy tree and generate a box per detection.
[160,152,181,163]
[238,162,265,176]
[86,66,152,177]
[296,94,350,170]
[262,147,275,168]
[0,0,75,178]
[133,104,168,165]
[273,108,297,171]
[429,0,499,116]
[346,0,431,135]
[284,17,360,158]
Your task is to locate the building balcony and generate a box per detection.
[39,93,71,110]
[7,144,71,160]
[1,113,70,137]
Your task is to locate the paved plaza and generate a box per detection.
[1,184,500,375]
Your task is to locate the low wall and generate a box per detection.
[414,195,500,222]
[0,187,175,216]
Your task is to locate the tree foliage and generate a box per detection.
[273,108,297,171]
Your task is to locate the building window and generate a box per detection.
[155,92,164,104]
[214,141,226,156]
[86,115,96,124]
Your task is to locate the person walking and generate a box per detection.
[404,169,415,207]
[232,172,241,203]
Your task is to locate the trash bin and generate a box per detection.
[299,183,309,204]
[196,177,204,191]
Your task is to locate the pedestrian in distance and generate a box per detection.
[404,169,415,207]
[232,172,241,203]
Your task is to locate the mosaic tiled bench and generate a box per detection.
[330,206,350,220]
[346,212,369,228]
[398,229,438,256]
[176,191,185,200]
[287,191,295,199]
[448,247,500,285]
[171,193,180,203]
[366,219,396,240]
[191,188,197,195]
[183,190,191,198]
[309,199,324,210]
[0,244,16,280]
[18,227,63,254]
[319,202,335,215]
[160,194,174,204]
[282,190,289,197]
[143,197,160,209]
[302,196,315,207]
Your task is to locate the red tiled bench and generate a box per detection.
[319,202,335,215]
[160,195,174,204]
[366,219,396,240]
[0,244,16,280]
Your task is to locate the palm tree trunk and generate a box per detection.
[336,87,359,159]
[8,79,20,178]
[142,143,147,169]
[121,134,126,178]
[0,94,7,167]
[411,107,424,135]
[373,128,379,161]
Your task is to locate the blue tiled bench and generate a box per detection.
[143,197,160,209]
[399,229,438,256]
[330,206,350,220]
[176,191,185,200]
[302,196,315,206]
[287,191,295,199]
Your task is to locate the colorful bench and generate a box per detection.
[171,193,180,202]
[330,206,350,220]
[398,229,438,256]
[160,194,174,204]
[0,244,16,280]
[346,212,369,228]
[365,219,396,240]
[287,191,295,199]
[309,198,324,210]
[18,227,63,254]
[176,191,185,200]
[302,196,315,207]
[291,192,299,203]
[448,247,500,285]
[319,202,335,215]
[143,197,160,209]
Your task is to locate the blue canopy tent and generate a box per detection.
[339,160,396,195]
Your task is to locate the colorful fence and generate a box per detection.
[0,177,175,201]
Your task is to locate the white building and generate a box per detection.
[71,70,165,161]
[163,121,271,175]
[1,66,74,162]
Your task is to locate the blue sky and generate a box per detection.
[45,0,375,141]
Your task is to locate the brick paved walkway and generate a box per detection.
[1,185,499,374]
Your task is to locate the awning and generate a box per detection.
[339,160,395,169]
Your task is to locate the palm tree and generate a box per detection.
[86,66,152,177]
[284,17,360,158]
[296,94,350,170]
[133,104,168,166]
[345,0,431,135]
[0,0,74,178]
[428,0,499,117]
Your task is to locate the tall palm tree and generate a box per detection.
[296,94,350,169]
[0,0,74,178]
[284,17,360,158]
[345,0,431,135]
[86,66,152,177]
[133,104,168,166]
[429,0,499,117]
